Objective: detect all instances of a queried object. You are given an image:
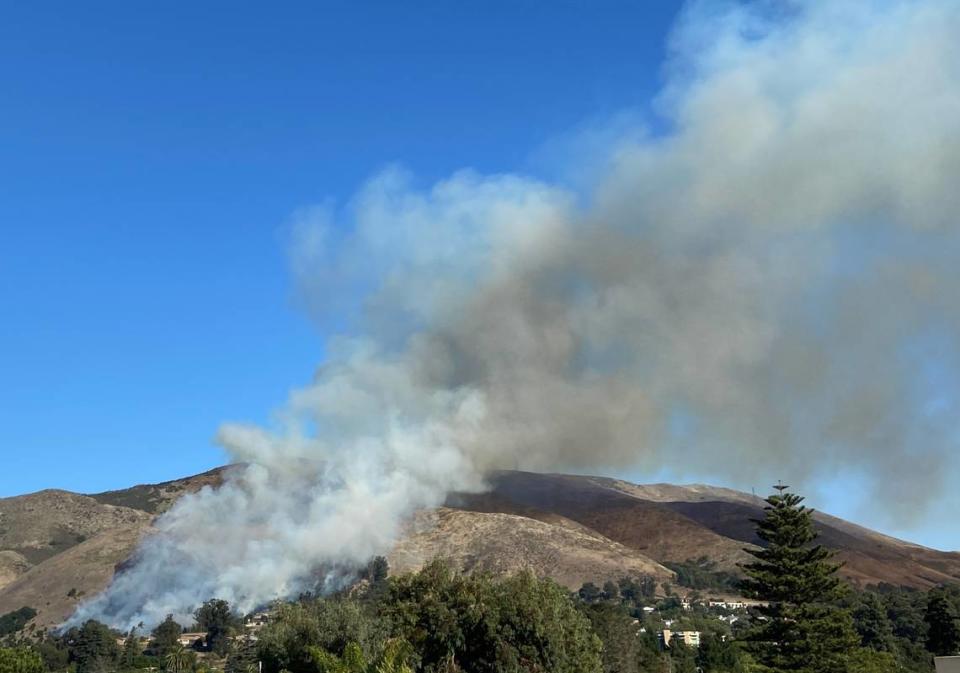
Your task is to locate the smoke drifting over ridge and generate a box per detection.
[71,0,960,628]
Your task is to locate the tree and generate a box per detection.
[0,609,37,638]
[381,560,602,673]
[257,600,387,673]
[122,628,142,667]
[367,557,389,585]
[71,620,121,673]
[738,483,859,673]
[925,588,960,656]
[164,645,195,673]
[195,599,240,655]
[697,633,745,672]
[152,616,183,658]
[578,582,602,603]
[0,647,44,673]
[578,603,642,673]
[851,592,896,653]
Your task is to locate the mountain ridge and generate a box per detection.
[0,467,956,630]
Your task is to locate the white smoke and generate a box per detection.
[70,0,960,629]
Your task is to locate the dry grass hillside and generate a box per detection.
[0,523,150,628]
[0,551,30,591]
[389,507,674,590]
[0,466,957,631]
[0,490,151,566]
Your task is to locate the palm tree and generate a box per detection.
[164,644,194,673]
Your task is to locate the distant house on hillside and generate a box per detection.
[178,632,206,649]
[658,629,701,649]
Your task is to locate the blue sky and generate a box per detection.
[0,1,677,491]
[1,2,954,550]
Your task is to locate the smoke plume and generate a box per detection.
[70,0,960,628]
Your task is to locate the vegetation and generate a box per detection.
[151,616,184,658]
[4,489,959,673]
[665,557,739,593]
[0,609,37,638]
[739,483,861,672]
[924,587,960,656]
[0,647,44,673]
[194,600,241,656]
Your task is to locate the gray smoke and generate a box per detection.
[69,0,960,629]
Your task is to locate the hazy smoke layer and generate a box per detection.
[70,0,960,629]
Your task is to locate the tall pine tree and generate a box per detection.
[739,483,859,673]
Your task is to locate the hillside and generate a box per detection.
[1,467,957,630]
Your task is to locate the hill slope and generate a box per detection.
[1,467,957,630]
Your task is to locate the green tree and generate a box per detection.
[164,645,195,673]
[738,483,859,673]
[0,647,44,673]
[195,599,240,655]
[72,620,121,673]
[925,589,960,656]
[847,648,899,673]
[0,609,38,638]
[697,633,745,672]
[382,561,602,673]
[34,636,69,672]
[851,592,896,653]
[151,616,183,658]
[121,628,142,667]
[578,603,641,673]
[257,600,386,673]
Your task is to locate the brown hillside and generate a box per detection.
[0,490,151,565]
[0,521,151,629]
[390,507,674,590]
[1,467,957,631]
[0,551,30,591]
[465,471,755,569]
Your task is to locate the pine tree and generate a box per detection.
[739,483,859,673]
[122,628,141,667]
[924,589,960,656]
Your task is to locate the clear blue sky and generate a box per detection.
[0,1,678,493]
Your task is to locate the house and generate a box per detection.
[658,629,701,649]
[178,632,206,648]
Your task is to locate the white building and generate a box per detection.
[659,629,701,648]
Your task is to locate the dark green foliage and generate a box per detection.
[367,557,389,584]
[851,591,897,652]
[739,484,860,673]
[579,582,603,603]
[0,647,44,673]
[257,599,387,673]
[121,629,140,667]
[616,576,656,603]
[225,638,259,673]
[696,633,745,673]
[194,599,241,655]
[0,609,37,638]
[70,620,121,673]
[665,557,739,592]
[667,641,698,673]
[150,616,183,658]
[33,637,69,673]
[578,603,644,673]
[924,588,960,656]
[381,560,602,673]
